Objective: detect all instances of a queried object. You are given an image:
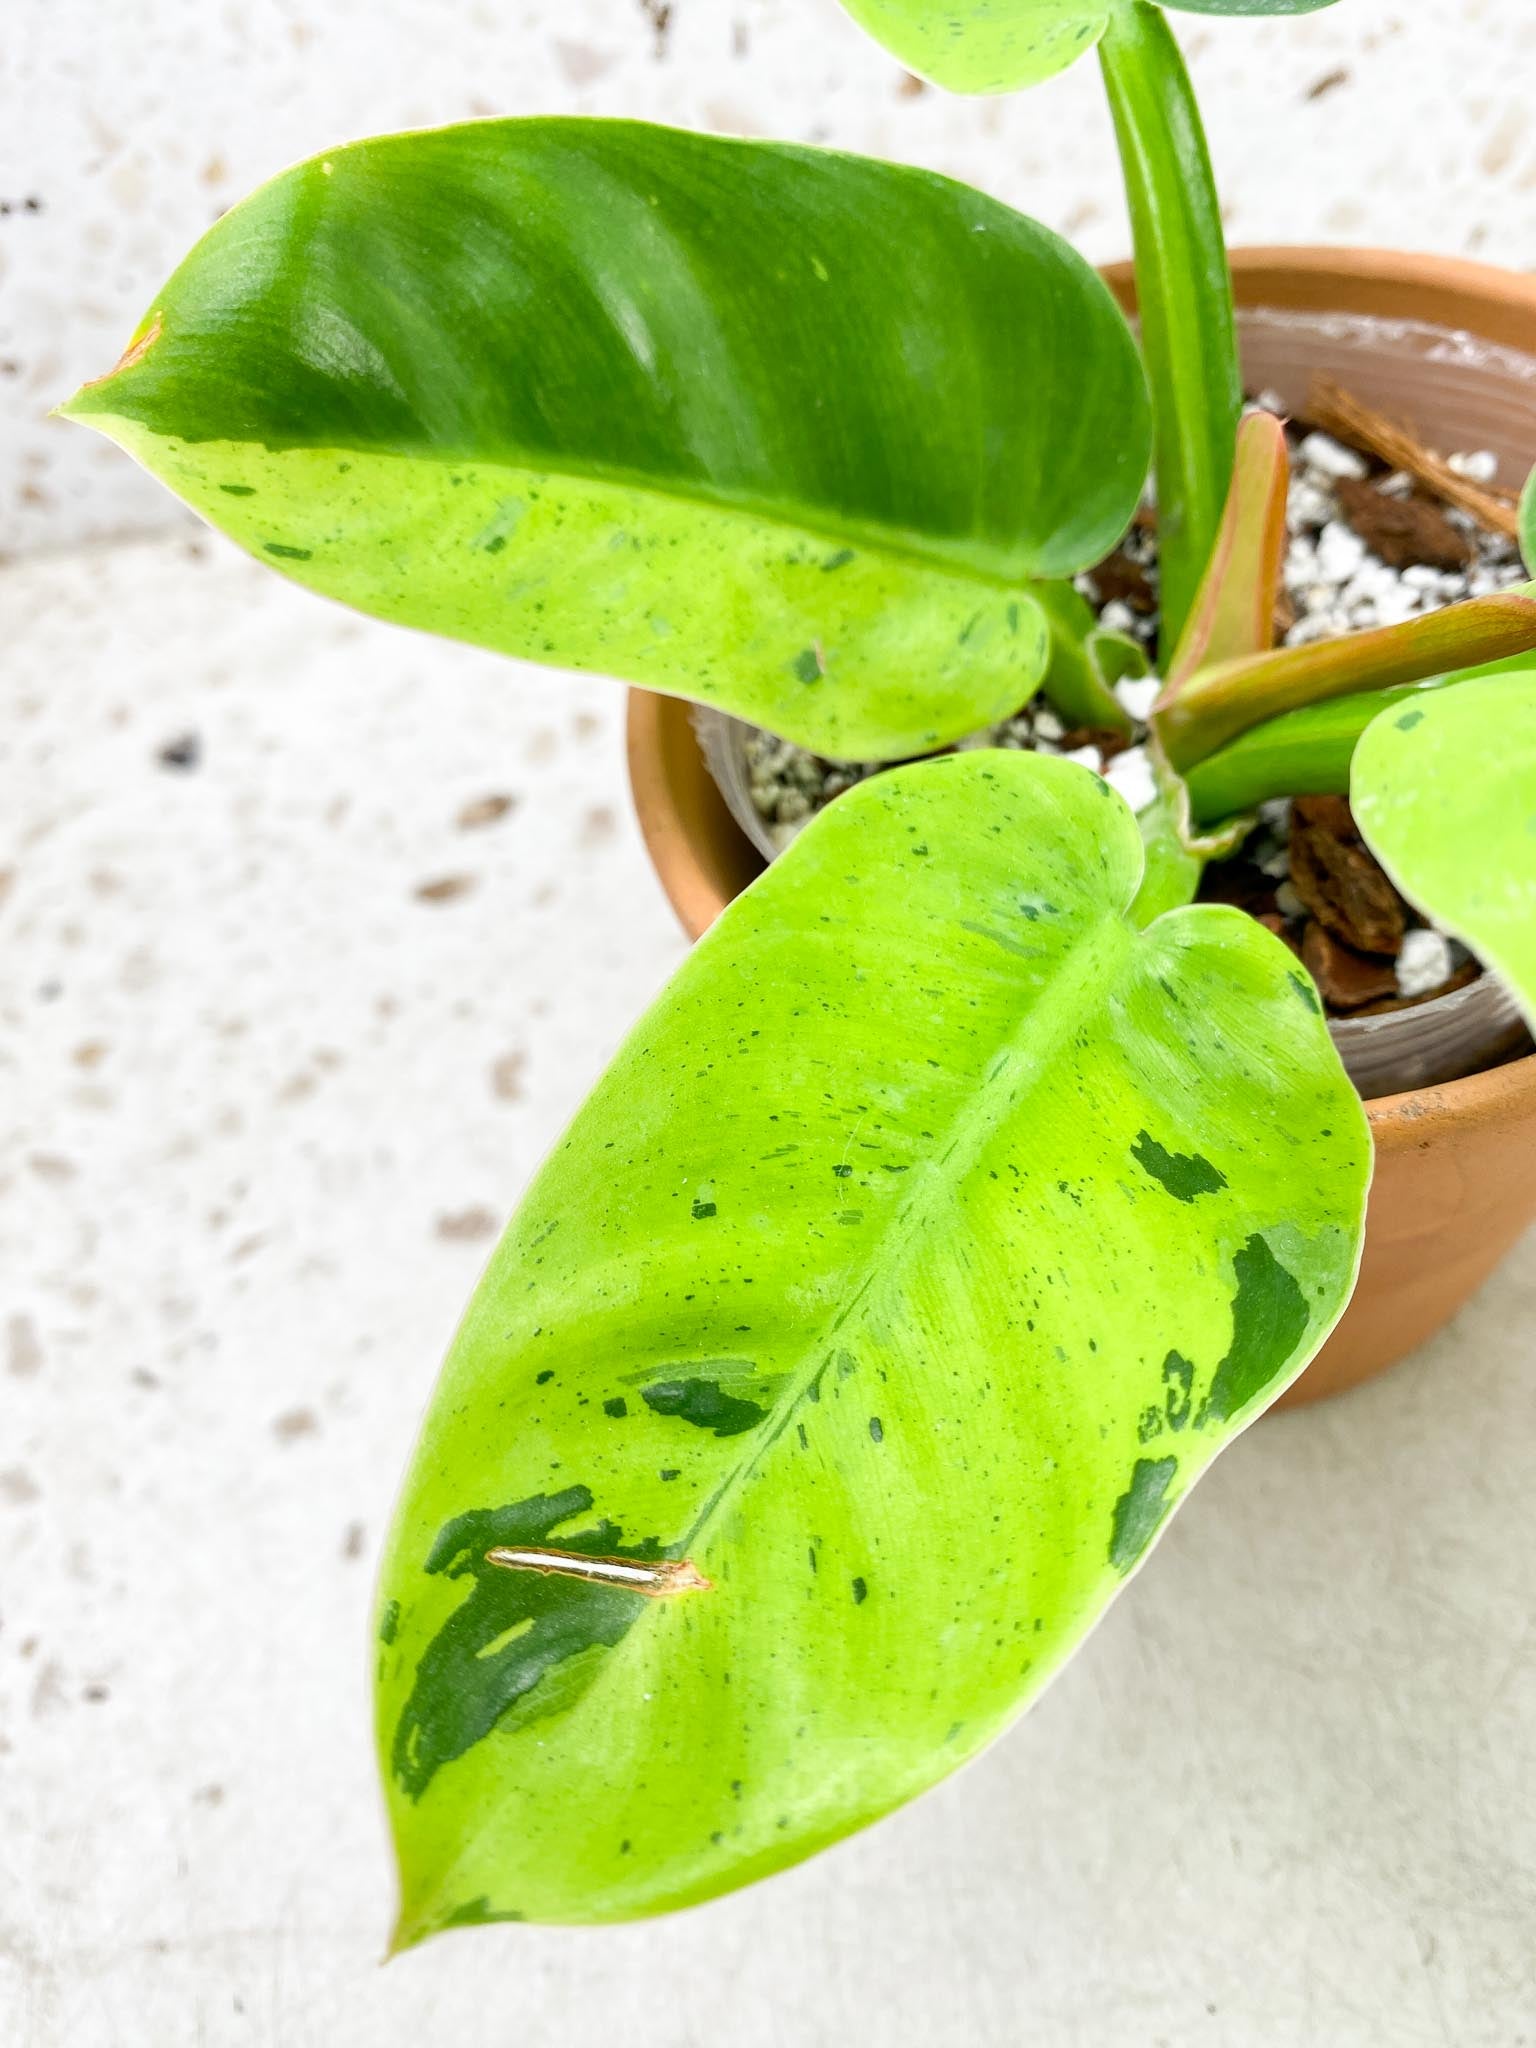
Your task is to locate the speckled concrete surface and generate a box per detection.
[6,2,1536,2043]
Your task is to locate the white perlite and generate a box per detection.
[1296,432,1370,482]
[1281,439,1524,649]
[1103,744,1158,816]
[1396,927,1457,999]
[1114,674,1163,723]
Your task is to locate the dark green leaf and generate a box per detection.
[60,119,1148,761]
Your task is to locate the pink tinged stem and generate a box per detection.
[1157,585,1536,772]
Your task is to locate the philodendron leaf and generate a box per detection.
[59,119,1149,763]
[1352,667,1536,1021]
[377,748,1369,1938]
[837,0,1339,95]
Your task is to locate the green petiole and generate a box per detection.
[1098,0,1243,660]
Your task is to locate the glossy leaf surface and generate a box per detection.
[60,119,1148,761]
[1353,668,1536,1021]
[838,0,1338,94]
[377,749,1369,1936]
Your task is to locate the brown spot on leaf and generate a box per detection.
[84,312,162,386]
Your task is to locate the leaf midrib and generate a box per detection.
[413,862,1141,1918]
[678,896,1137,1561]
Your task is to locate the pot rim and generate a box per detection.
[625,243,1536,1121]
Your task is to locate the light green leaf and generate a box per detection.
[837,0,1338,95]
[376,748,1368,1937]
[838,0,1110,91]
[1352,668,1536,1022]
[59,118,1148,762]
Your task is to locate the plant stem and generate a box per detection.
[1183,684,1425,824]
[1098,0,1242,660]
[1184,647,1536,823]
[1158,584,1536,770]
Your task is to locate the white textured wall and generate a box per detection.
[4,0,1536,555]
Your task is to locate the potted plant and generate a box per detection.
[59,0,1536,1942]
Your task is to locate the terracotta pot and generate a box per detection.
[626,247,1536,1407]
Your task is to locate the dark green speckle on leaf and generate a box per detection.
[263,541,313,560]
[641,1377,766,1437]
[390,1487,661,1800]
[1162,1351,1194,1431]
[1108,1457,1177,1573]
[1288,973,1322,1015]
[378,1599,401,1645]
[1200,1234,1308,1425]
[1395,710,1425,731]
[437,1896,526,1930]
[1131,1131,1228,1203]
[691,1198,716,1220]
